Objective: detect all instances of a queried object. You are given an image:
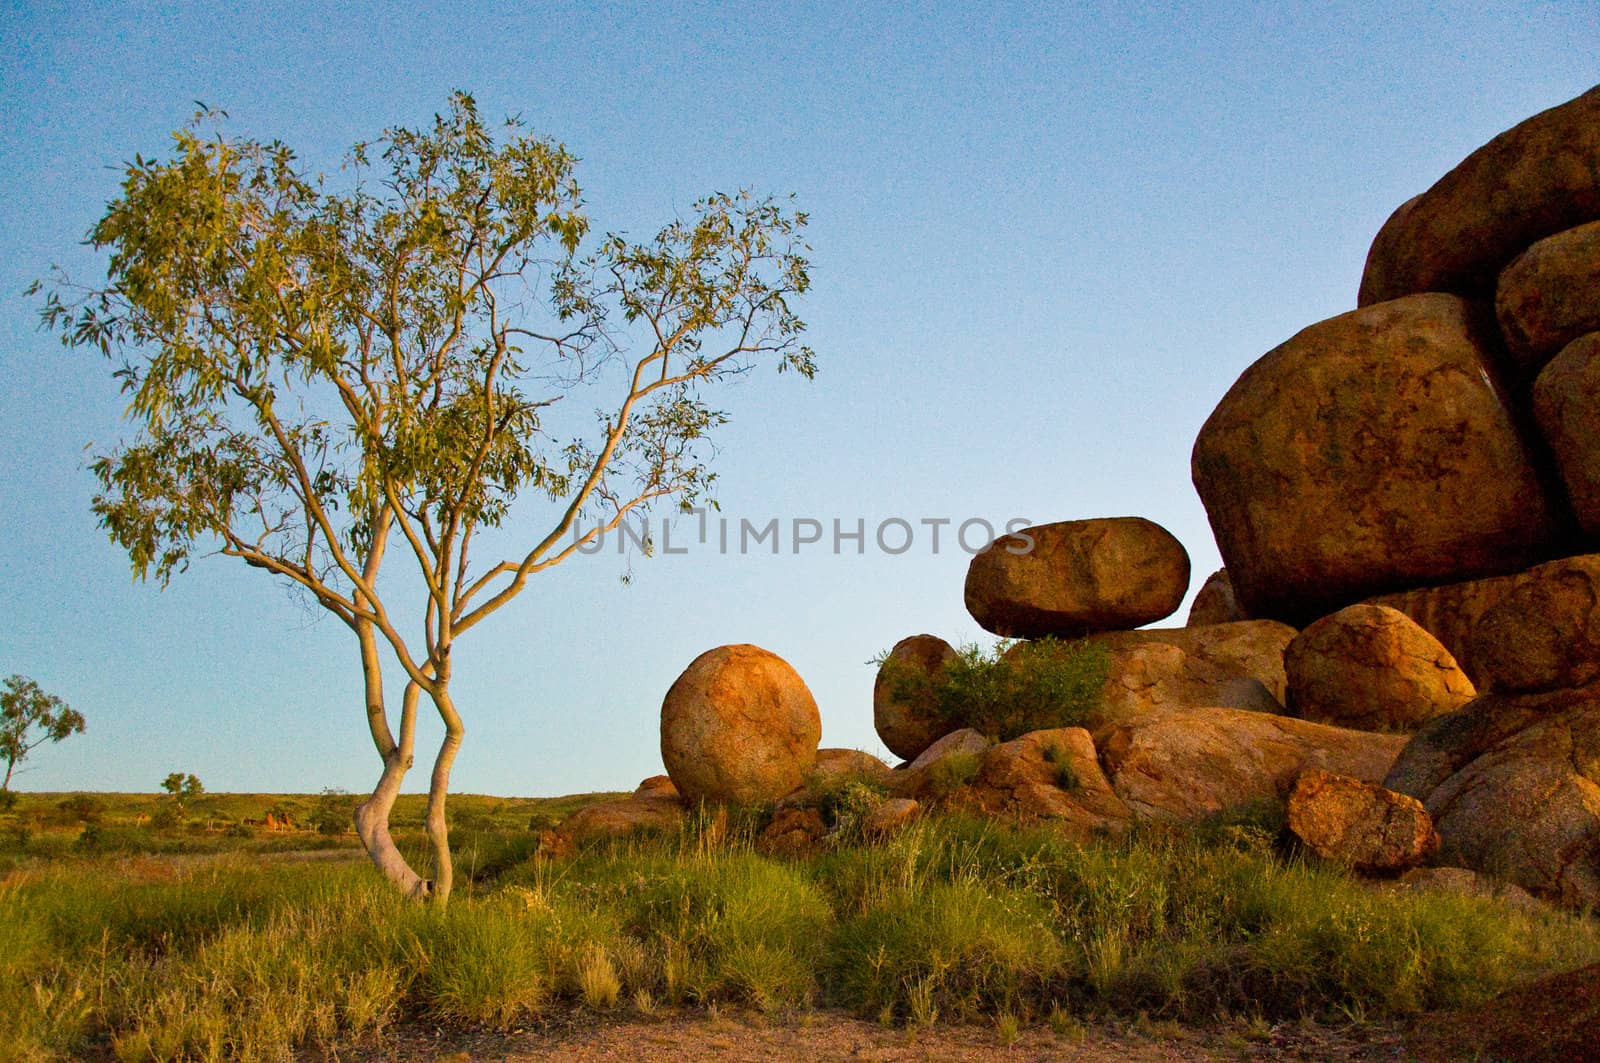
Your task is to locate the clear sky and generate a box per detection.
[1,1,1595,797]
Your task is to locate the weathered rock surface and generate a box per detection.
[1186,568,1243,626]
[1533,333,1600,535]
[966,727,1130,837]
[1496,220,1600,374]
[811,748,893,787]
[1089,620,1296,704]
[1359,85,1600,305]
[1092,641,1281,733]
[1423,691,1600,909]
[1099,708,1407,822]
[873,634,958,760]
[1471,565,1600,693]
[889,727,989,800]
[1286,769,1437,873]
[660,644,821,805]
[559,793,686,845]
[1382,688,1560,802]
[756,807,827,856]
[1193,293,1567,624]
[1368,554,1600,687]
[634,775,679,799]
[1285,605,1475,731]
[862,798,921,838]
[963,517,1190,638]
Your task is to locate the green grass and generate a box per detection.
[874,636,1109,741]
[3,806,1598,1060]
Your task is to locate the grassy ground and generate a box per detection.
[2,795,1597,1061]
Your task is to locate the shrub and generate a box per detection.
[311,788,356,835]
[874,637,1108,741]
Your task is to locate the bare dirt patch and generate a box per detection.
[348,1009,1408,1062]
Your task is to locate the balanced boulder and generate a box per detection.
[873,634,958,760]
[660,644,821,804]
[1359,84,1600,305]
[963,517,1190,638]
[1533,333,1600,535]
[1287,769,1437,873]
[1192,292,1566,623]
[1099,707,1407,822]
[1186,568,1243,626]
[1496,220,1600,374]
[1285,604,1475,731]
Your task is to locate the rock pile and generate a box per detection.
[550,86,1600,909]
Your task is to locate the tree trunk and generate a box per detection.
[354,682,430,900]
[351,613,432,900]
[424,681,466,906]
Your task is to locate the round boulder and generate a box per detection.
[963,517,1190,639]
[1472,567,1600,693]
[660,644,822,804]
[1496,220,1600,375]
[873,634,959,760]
[1192,293,1567,624]
[1533,333,1600,536]
[1359,85,1600,305]
[1287,769,1438,874]
[1286,604,1476,731]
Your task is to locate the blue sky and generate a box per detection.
[1,1,1595,796]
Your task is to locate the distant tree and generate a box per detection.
[37,93,815,903]
[1,674,87,798]
[310,787,355,835]
[161,771,204,809]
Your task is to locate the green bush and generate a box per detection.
[874,637,1108,741]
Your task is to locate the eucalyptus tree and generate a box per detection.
[37,94,815,902]
[1,675,86,799]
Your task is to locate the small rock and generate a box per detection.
[889,728,990,800]
[660,644,821,805]
[634,775,679,799]
[1285,604,1475,731]
[756,807,827,856]
[1186,568,1244,626]
[558,794,685,846]
[963,517,1190,638]
[873,634,959,760]
[1398,866,1544,914]
[1287,769,1438,873]
[861,798,921,838]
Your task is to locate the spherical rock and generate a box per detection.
[1533,333,1600,536]
[1286,604,1475,731]
[1287,769,1438,874]
[1192,293,1566,624]
[1359,85,1600,305]
[963,517,1190,639]
[873,634,959,760]
[1496,221,1600,375]
[660,644,821,805]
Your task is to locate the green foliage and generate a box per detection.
[925,750,983,797]
[874,637,1108,742]
[311,787,356,835]
[1,675,86,793]
[160,772,204,815]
